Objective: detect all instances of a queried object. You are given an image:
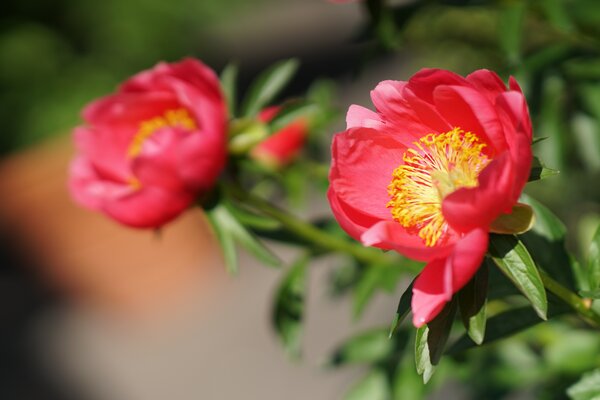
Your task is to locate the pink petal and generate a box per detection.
[83,91,178,128]
[68,156,133,211]
[130,128,186,192]
[411,228,488,327]
[102,186,194,228]
[346,104,384,129]
[176,130,226,192]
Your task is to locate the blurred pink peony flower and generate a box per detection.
[250,106,308,169]
[69,58,227,228]
[328,69,532,326]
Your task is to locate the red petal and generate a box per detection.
[329,127,407,220]
[433,85,507,154]
[442,152,515,233]
[406,68,469,104]
[103,186,193,228]
[411,228,488,327]
[327,189,381,241]
[360,220,457,262]
[465,69,507,104]
[403,88,452,134]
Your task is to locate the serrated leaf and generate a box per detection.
[489,235,548,320]
[329,329,393,367]
[220,63,238,118]
[528,156,560,181]
[415,326,435,384]
[241,58,299,117]
[206,206,238,275]
[567,369,600,400]
[344,369,390,400]
[458,264,488,345]
[272,256,308,359]
[588,224,600,290]
[389,279,415,338]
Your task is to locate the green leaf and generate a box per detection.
[579,289,600,299]
[241,58,300,117]
[567,369,600,400]
[415,326,435,384]
[268,101,319,133]
[519,194,578,290]
[220,63,238,118]
[389,279,415,338]
[489,235,548,320]
[447,305,569,355]
[528,156,560,181]
[226,204,280,268]
[272,256,308,358]
[458,264,488,345]
[532,136,549,145]
[588,224,600,290]
[426,299,457,366]
[206,205,239,275]
[520,194,566,240]
[329,329,393,367]
[227,203,281,231]
[345,369,390,400]
[415,299,457,384]
[208,204,281,272]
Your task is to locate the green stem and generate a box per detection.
[229,186,419,273]
[539,269,600,328]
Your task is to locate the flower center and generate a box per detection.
[127,108,197,158]
[387,127,490,247]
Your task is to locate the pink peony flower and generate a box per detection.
[250,106,308,169]
[69,58,227,228]
[328,69,533,327]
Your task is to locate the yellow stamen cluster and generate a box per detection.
[128,108,197,158]
[387,127,490,247]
